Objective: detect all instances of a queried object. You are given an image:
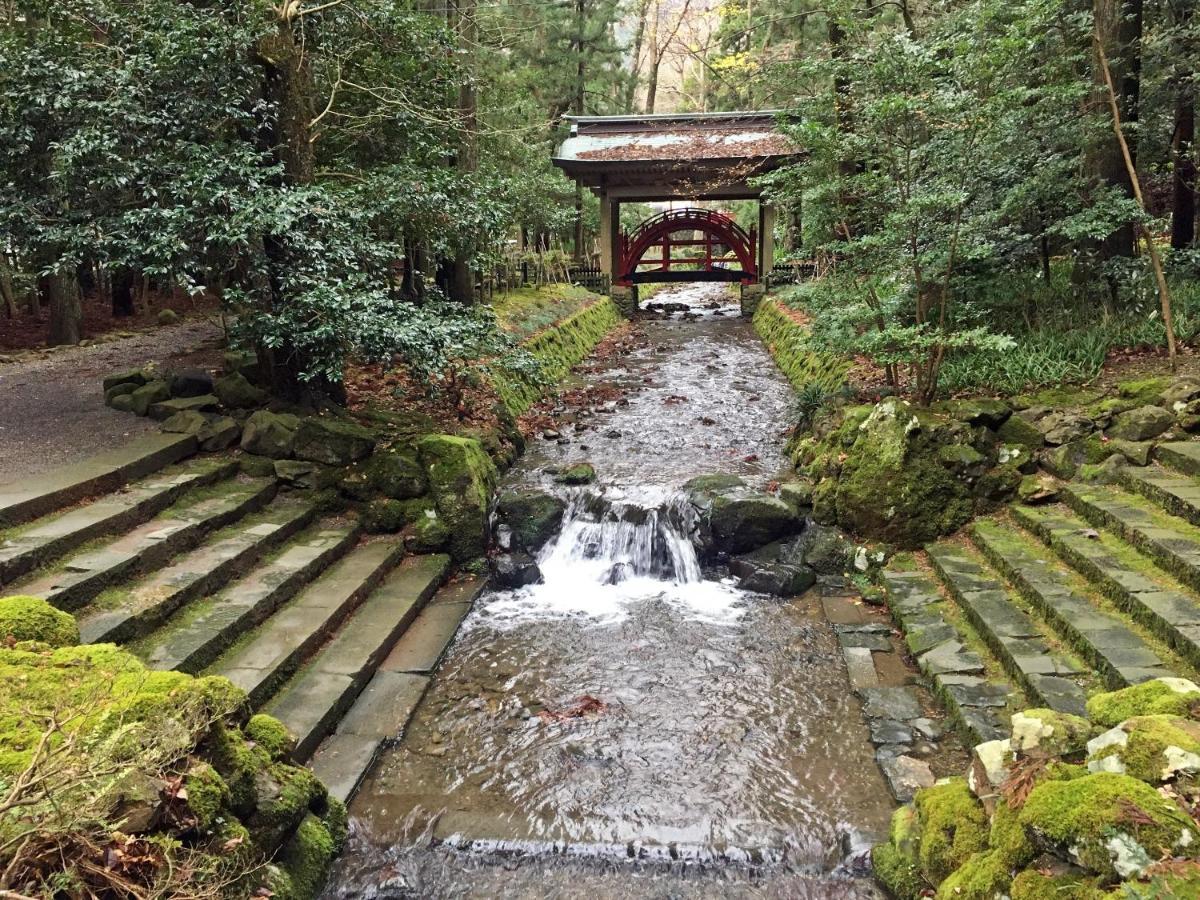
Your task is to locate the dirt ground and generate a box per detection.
[0,317,225,482]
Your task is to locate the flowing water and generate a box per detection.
[324,284,894,898]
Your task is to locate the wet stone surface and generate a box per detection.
[324,286,956,897]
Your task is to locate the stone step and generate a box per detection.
[1119,464,1200,526]
[926,544,1090,718]
[207,537,405,707]
[0,458,236,586]
[378,575,485,675]
[74,499,316,645]
[0,432,197,528]
[131,521,361,674]
[1155,441,1200,478]
[879,568,1017,745]
[1062,482,1200,593]
[971,519,1176,688]
[1013,503,1200,672]
[12,477,276,611]
[266,554,451,763]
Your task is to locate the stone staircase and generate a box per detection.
[883,441,1200,746]
[0,435,478,801]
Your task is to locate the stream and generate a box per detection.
[323,284,894,898]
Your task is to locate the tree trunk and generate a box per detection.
[1090,0,1139,261]
[43,269,82,346]
[449,0,478,301]
[0,255,17,319]
[111,268,136,317]
[1170,0,1195,249]
[624,0,652,112]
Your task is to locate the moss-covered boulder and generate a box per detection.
[129,379,171,416]
[1019,772,1199,880]
[915,779,990,884]
[1010,870,1103,900]
[103,367,153,392]
[0,594,80,647]
[417,433,498,561]
[366,448,427,500]
[1107,405,1174,442]
[363,498,406,533]
[872,805,927,900]
[495,490,566,553]
[1010,708,1092,758]
[0,639,343,897]
[293,417,376,466]
[214,371,268,409]
[241,410,301,459]
[1087,678,1200,727]
[1087,715,1200,782]
[554,462,597,485]
[685,474,802,556]
[807,400,977,548]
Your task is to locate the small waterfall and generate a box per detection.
[537,490,702,586]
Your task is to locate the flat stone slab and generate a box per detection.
[209,538,404,705]
[336,671,429,740]
[1156,442,1200,477]
[135,522,359,673]
[308,733,381,803]
[842,646,878,691]
[0,432,196,528]
[879,755,935,802]
[76,499,314,644]
[822,595,871,626]
[860,686,922,721]
[0,459,233,585]
[13,477,275,611]
[919,639,985,676]
[380,577,483,674]
[266,554,449,761]
[1121,466,1200,526]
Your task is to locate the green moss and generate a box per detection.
[1010,708,1093,758]
[554,462,596,485]
[245,713,296,761]
[1089,715,1200,783]
[491,297,620,416]
[934,849,1012,900]
[417,434,499,561]
[0,594,79,647]
[872,841,926,900]
[1087,678,1200,727]
[1117,377,1172,404]
[1010,870,1103,900]
[752,298,850,393]
[915,779,990,884]
[271,813,338,900]
[363,498,406,533]
[186,762,232,832]
[206,721,273,816]
[410,504,451,552]
[248,762,326,853]
[1019,772,1199,879]
[1113,861,1200,897]
[990,801,1037,869]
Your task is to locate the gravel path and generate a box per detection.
[0,318,225,482]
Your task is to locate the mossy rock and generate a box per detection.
[129,379,171,416]
[185,761,232,832]
[366,448,427,500]
[293,417,376,466]
[495,490,565,554]
[996,414,1045,453]
[872,841,926,900]
[1010,870,1103,900]
[554,462,597,485]
[0,595,79,647]
[915,778,990,884]
[418,435,498,562]
[933,848,1013,900]
[241,410,300,459]
[1019,772,1199,880]
[821,400,976,549]
[406,502,451,553]
[214,371,268,409]
[1011,708,1092,758]
[267,805,346,900]
[1087,715,1200,783]
[1118,376,1174,404]
[363,498,406,534]
[1087,678,1200,727]
[246,713,296,760]
[1113,861,1200,897]
[103,367,153,392]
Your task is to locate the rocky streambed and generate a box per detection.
[322,284,956,898]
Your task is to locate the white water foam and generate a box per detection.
[476,488,747,628]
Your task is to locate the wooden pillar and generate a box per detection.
[758,201,776,279]
[609,199,621,282]
[599,191,614,277]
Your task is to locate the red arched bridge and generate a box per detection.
[618,208,757,286]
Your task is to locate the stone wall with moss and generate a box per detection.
[752,297,851,394]
[0,594,343,899]
[491,296,621,416]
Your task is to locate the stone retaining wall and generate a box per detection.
[492,296,621,416]
[752,297,850,393]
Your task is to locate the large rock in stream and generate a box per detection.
[419,434,499,562]
[684,474,802,557]
[494,490,566,554]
